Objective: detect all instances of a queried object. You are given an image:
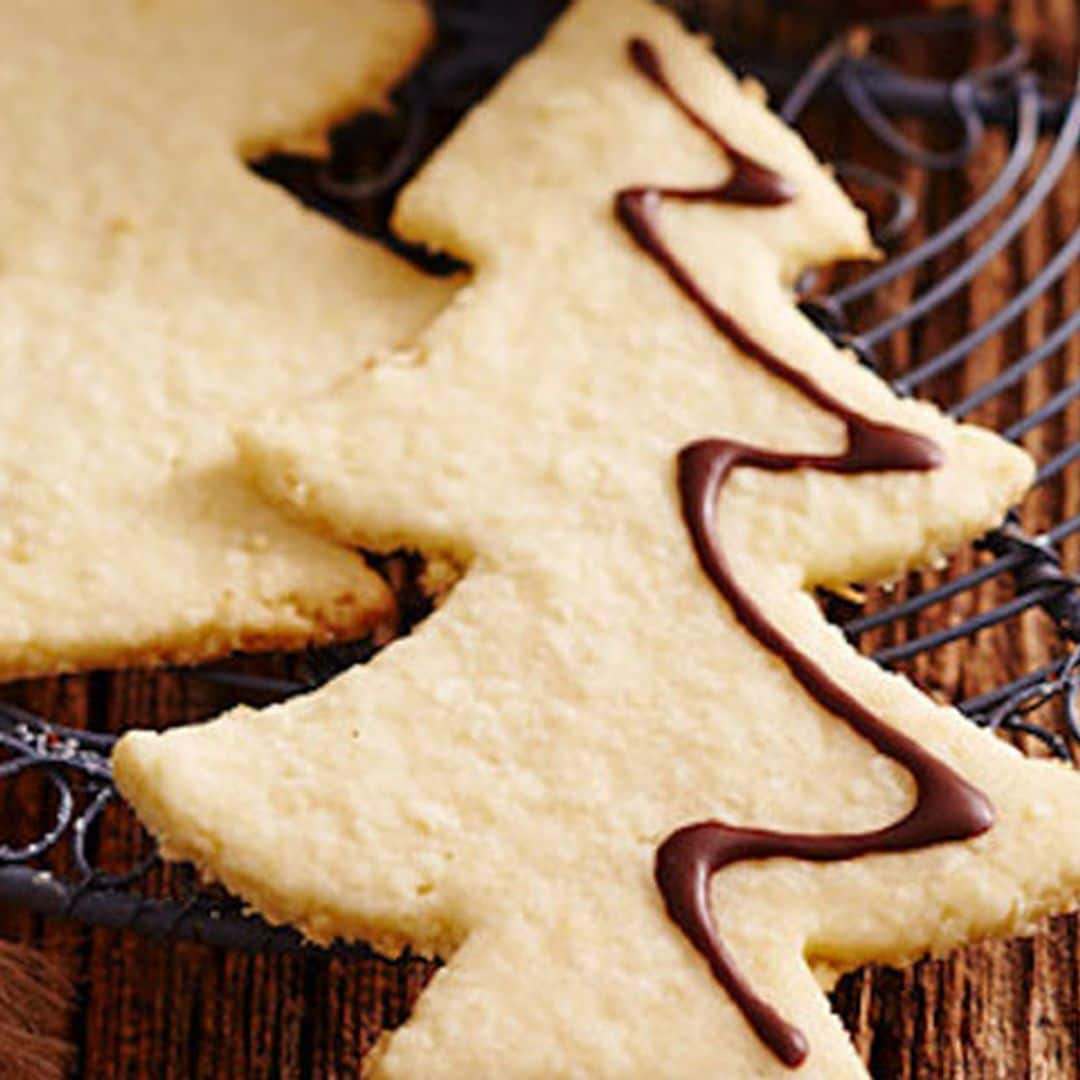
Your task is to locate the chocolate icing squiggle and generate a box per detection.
[620,38,994,1068]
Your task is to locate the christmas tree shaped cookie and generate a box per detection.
[115,1,1080,1075]
[0,0,451,679]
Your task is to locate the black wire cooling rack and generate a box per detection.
[1,2,1078,953]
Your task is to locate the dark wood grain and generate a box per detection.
[1,0,1078,1076]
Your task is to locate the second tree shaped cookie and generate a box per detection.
[115,1,1080,1076]
[0,0,450,679]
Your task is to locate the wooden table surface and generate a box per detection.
[1,0,1078,1076]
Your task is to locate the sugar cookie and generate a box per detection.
[0,0,451,678]
[116,2,1079,1076]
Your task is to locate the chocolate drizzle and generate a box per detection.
[626,38,796,209]
[622,38,995,1068]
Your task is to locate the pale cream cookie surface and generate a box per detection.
[0,0,452,679]
[116,1,1080,1076]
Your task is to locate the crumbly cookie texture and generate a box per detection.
[116,1,1080,1076]
[0,0,451,680]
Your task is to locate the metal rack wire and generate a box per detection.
[1,3,1077,952]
